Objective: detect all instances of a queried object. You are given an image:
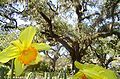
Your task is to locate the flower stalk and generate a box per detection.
[10,59,14,79]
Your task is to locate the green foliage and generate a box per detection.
[0,65,9,79]
[26,72,36,79]
[53,17,73,35]
[73,61,117,79]
[0,32,17,50]
[0,0,9,5]
[27,61,50,72]
[92,35,120,55]
[39,61,50,72]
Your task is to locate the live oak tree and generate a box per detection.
[26,0,120,71]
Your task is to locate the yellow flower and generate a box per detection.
[18,46,37,64]
[0,26,50,76]
[73,61,117,79]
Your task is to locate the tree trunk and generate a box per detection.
[71,58,79,73]
[52,60,56,71]
[71,50,83,73]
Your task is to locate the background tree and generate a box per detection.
[25,0,120,72]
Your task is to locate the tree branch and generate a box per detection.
[40,12,74,54]
[0,12,17,28]
[92,30,120,40]
[40,12,53,33]
[80,12,100,22]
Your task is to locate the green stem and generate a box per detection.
[10,59,14,79]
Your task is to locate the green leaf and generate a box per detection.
[14,58,25,76]
[0,45,20,63]
[32,43,51,51]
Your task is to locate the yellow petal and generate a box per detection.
[0,45,20,63]
[11,40,24,51]
[19,26,36,48]
[14,58,25,76]
[32,43,51,51]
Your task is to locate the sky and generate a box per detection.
[49,0,104,26]
[12,2,32,26]
[0,0,105,27]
